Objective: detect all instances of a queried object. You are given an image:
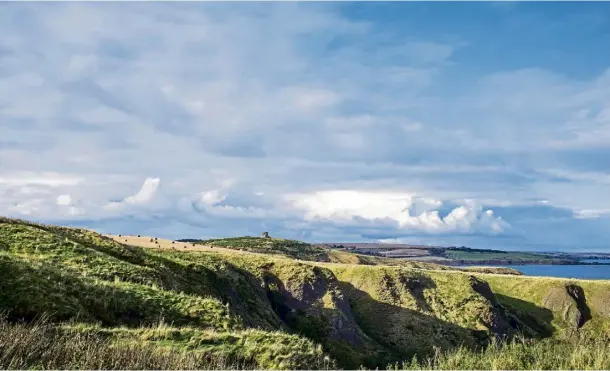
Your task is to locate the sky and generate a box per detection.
[0,2,609,252]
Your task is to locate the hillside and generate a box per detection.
[176,236,523,275]
[317,243,578,265]
[1,217,609,369]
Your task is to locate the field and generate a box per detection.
[1,216,609,370]
[320,243,573,265]
[444,250,556,262]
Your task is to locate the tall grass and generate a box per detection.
[393,335,610,370]
[0,315,250,370]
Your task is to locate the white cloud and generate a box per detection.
[8,199,46,216]
[574,209,610,220]
[288,87,341,110]
[0,173,83,187]
[103,177,160,212]
[124,178,160,205]
[284,190,509,235]
[0,3,607,248]
[199,190,227,205]
[56,194,72,206]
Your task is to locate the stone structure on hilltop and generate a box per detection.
[262,232,270,239]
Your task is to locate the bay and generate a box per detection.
[490,264,610,280]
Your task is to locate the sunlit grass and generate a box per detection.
[392,335,610,370]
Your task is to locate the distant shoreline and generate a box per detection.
[319,242,610,266]
[433,260,610,266]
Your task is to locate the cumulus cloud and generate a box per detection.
[103,177,160,211]
[124,178,160,205]
[285,190,509,235]
[56,194,72,206]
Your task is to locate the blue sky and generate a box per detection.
[0,2,609,251]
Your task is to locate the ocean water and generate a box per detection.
[496,264,610,280]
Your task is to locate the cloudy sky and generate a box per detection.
[1,2,609,251]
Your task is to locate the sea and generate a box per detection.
[464,259,610,280]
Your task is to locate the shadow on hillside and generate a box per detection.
[258,265,383,369]
[140,252,287,331]
[495,294,555,338]
[0,238,284,331]
[255,266,524,370]
[36,224,150,266]
[115,252,376,368]
[331,273,558,368]
[0,255,233,328]
[336,280,489,368]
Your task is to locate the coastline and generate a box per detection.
[420,259,610,266]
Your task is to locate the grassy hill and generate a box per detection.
[1,217,609,369]
[180,236,524,275]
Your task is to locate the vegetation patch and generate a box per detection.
[183,237,332,262]
[392,335,610,370]
[0,316,333,370]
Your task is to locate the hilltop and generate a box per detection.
[1,216,609,369]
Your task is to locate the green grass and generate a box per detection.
[0,315,333,370]
[187,237,332,262]
[459,266,523,275]
[187,235,526,277]
[328,265,511,365]
[484,275,610,339]
[445,250,555,262]
[1,216,610,370]
[394,335,610,370]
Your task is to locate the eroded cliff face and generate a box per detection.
[468,276,515,337]
[257,260,610,368]
[273,265,527,367]
[231,258,537,368]
[485,275,610,340]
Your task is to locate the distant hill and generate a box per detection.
[316,241,579,265]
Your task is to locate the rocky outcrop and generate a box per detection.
[469,276,514,338]
[261,263,370,352]
[542,284,592,330]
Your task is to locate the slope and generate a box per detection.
[1,217,609,369]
